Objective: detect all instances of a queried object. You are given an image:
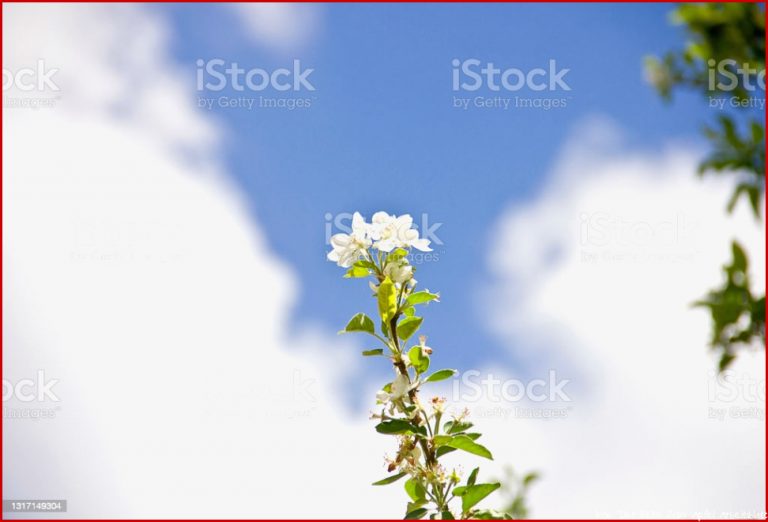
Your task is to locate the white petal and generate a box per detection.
[372,211,393,224]
[395,214,413,229]
[410,238,432,252]
[390,373,410,398]
[351,212,368,234]
[330,233,352,248]
[375,239,396,252]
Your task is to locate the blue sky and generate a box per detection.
[163,3,709,380]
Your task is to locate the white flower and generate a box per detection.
[418,335,432,355]
[370,212,432,253]
[326,212,371,267]
[369,212,399,252]
[409,444,422,463]
[376,373,412,407]
[384,258,414,284]
[390,373,411,399]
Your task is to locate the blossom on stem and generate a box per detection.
[383,257,414,284]
[369,212,432,253]
[327,212,371,267]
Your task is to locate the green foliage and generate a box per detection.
[375,419,425,436]
[407,345,430,374]
[373,472,408,486]
[459,483,502,513]
[407,291,441,306]
[495,467,540,519]
[647,3,766,370]
[695,241,766,371]
[405,478,428,503]
[701,116,765,218]
[397,316,424,341]
[439,435,494,460]
[646,4,765,101]
[425,369,457,383]
[378,277,398,322]
[341,313,375,336]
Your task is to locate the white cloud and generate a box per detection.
[229,3,321,53]
[479,117,765,518]
[3,4,399,518]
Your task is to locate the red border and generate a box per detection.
[0,1,765,521]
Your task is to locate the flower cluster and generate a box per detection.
[328,211,508,520]
[327,212,432,270]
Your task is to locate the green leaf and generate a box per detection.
[354,259,376,270]
[404,507,428,520]
[378,277,398,322]
[344,265,370,278]
[402,306,416,317]
[466,508,511,519]
[387,248,409,263]
[397,316,423,341]
[446,421,473,434]
[408,346,430,374]
[731,241,747,272]
[522,472,539,487]
[372,472,407,486]
[432,435,453,447]
[435,433,480,458]
[405,478,427,503]
[445,435,493,460]
[362,349,384,357]
[375,419,422,435]
[719,352,737,372]
[441,510,455,520]
[425,369,457,383]
[435,446,457,458]
[340,313,375,335]
[467,467,479,487]
[407,291,440,306]
[461,483,501,513]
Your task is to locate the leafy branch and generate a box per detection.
[329,212,510,519]
[645,3,765,371]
